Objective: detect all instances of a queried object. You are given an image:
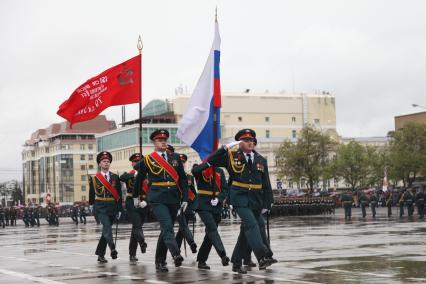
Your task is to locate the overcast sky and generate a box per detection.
[1,0,426,182]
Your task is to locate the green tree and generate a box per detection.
[387,122,426,188]
[275,126,335,193]
[332,141,370,191]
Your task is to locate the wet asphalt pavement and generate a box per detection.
[0,207,425,284]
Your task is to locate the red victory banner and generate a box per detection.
[57,54,141,126]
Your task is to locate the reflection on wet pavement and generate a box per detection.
[0,207,425,283]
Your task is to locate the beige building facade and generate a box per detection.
[22,116,116,204]
[97,91,337,191]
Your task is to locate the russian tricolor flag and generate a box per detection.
[177,21,221,160]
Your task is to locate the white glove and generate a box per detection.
[133,170,138,177]
[210,198,219,206]
[116,211,122,220]
[261,208,270,214]
[133,198,139,207]
[225,141,241,150]
[139,201,147,208]
[181,201,188,212]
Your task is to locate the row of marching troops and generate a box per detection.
[89,128,277,274]
[0,205,18,227]
[270,197,335,217]
[0,202,60,228]
[341,187,426,220]
[70,203,88,225]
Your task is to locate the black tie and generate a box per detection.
[104,174,108,182]
[247,154,252,167]
[162,153,166,160]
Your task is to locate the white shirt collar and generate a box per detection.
[244,152,254,161]
[101,171,110,178]
[157,151,167,160]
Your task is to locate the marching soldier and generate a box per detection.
[237,137,276,268]
[191,162,230,270]
[79,202,87,224]
[207,129,275,273]
[133,129,188,272]
[341,190,353,220]
[0,205,5,228]
[398,189,405,218]
[174,153,197,255]
[89,151,123,263]
[120,153,148,262]
[71,203,79,225]
[415,186,425,219]
[404,188,415,217]
[358,190,367,218]
[370,192,378,218]
[9,206,17,226]
[385,190,393,217]
[5,207,10,226]
[33,204,40,227]
[22,204,30,227]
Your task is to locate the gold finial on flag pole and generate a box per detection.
[137,35,143,54]
[215,6,218,22]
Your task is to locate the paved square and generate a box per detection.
[0,207,425,283]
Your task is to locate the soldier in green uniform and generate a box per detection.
[341,190,353,220]
[71,203,79,225]
[404,188,415,217]
[192,162,230,270]
[89,151,123,263]
[385,190,393,217]
[120,153,148,262]
[0,205,5,228]
[133,129,188,272]
[358,190,367,218]
[415,186,425,219]
[9,206,16,226]
[172,152,197,255]
[235,137,276,269]
[33,204,40,227]
[398,189,405,218]
[370,192,378,218]
[207,129,275,274]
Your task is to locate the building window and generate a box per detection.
[292,130,297,139]
[81,185,86,191]
[314,118,320,124]
[292,117,296,122]
[88,144,93,150]
[80,155,85,161]
[80,144,85,150]
[82,195,86,201]
[238,116,243,122]
[81,175,86,181]
[88,154,93,160]
[80,165,86,171]
[266,130,270,138]
[265,117,270,122]
[89,164,94,170]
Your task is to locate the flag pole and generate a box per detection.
[137,36,143,155]
[212,8,219,199]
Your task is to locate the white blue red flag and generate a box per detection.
[177,21,221,160]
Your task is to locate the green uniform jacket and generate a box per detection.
[89,173,123,215]
[191,163,229,214]
[208,146,273,210]
[133,152,188,204]
[120,170,147,201]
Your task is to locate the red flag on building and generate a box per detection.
[57,55,141,126]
